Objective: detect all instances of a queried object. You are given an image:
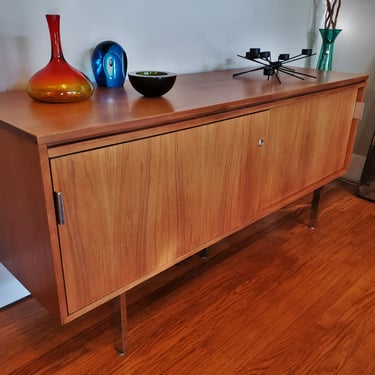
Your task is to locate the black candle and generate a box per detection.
[278,54,290,60]
[246,48,261,59]
[302,49,313,56]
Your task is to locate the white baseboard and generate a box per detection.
[342,153,366,183]
[0,263,30,308]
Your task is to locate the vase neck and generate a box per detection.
[46,14,65,61]
[319,28,342,43]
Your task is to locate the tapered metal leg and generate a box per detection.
[198,248,209,259]
[114,293,128,356]
[309,187,323,229]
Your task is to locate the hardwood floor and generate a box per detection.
[1,181,374,374]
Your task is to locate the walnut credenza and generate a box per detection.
[0,69,367,353]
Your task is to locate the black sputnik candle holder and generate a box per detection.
[233,48,317,83]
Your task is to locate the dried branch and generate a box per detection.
[324,0,342,29]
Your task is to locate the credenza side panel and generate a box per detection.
[50,110,271,314]
[0,125,63,319]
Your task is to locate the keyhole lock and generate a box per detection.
[258,139,265,147]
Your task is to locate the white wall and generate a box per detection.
[0,0,314,89]
[332,0,375,162]
[0,0,374,176]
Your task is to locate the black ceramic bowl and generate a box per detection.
[128,71,177,97]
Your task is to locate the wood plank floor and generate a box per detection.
[1,181,374,374]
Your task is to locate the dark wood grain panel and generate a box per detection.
[0,125,65,320]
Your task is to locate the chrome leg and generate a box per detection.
[198,248,209,258]
[309,187,323,229]
[114,293,128,356]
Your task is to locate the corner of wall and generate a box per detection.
[342,153,366,183]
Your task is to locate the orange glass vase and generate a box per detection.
[27,14,94,103]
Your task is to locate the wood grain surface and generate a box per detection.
[0,69,367,145]
[48,86,358,317]
[1,181,374,374]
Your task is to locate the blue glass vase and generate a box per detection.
[316,28,342,71]
[91,41,127,88]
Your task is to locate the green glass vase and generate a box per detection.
[316,28,342,71]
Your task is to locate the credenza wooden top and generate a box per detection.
[0,68,368,146]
